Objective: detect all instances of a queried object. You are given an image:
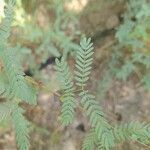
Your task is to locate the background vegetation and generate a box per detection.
[0,0,149,150]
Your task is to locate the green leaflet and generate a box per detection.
[56,37,150,150]
[0,1,37,150]
[114,122,150,144]
[82,129,97,150]
[11,104,30,150]
[55,57,75,126]
[75,37,94,88]
[0,48,37,105]
[0,102,11,122]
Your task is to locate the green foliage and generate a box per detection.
[11,104,30,150]
[115,0,150,89]
[75,37,93,87]
[55,57,75,126]
[141,74,150,90]
[56,37,150,150]
[0,0,14,44]
[115,60,135,81]
[0,48,37,104]
[82,129,97,150]
[0,0,149,149]
[0,102,11,122]
[114,122,150,144]
[79,92,114,150]
[76,38,114,150]
[14,0,80,78]
[0,1,37,149]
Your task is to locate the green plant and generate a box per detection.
[115,0,150,90]
[0,1,37,149]
[55,37,150,150]
[0,1,149,150]
[13,0,80,79]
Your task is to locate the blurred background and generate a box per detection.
[0,0,150,149]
